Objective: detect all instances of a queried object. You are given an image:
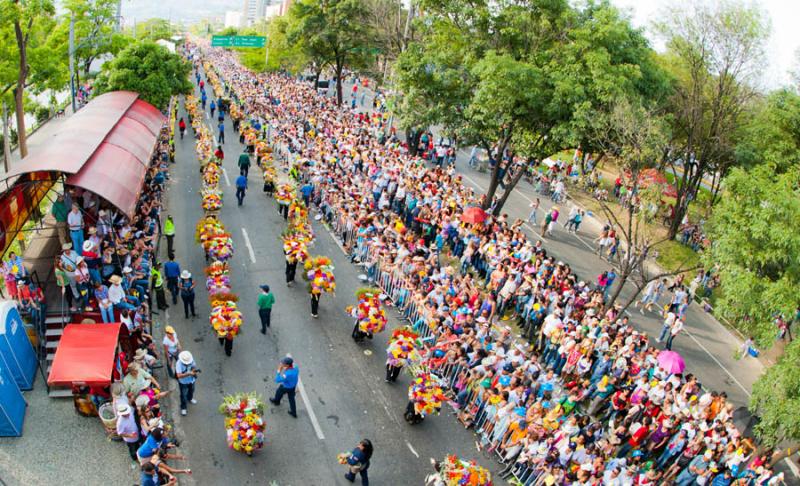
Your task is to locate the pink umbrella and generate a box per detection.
[657,350,685,374]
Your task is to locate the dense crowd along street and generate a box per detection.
[2,1,800,485]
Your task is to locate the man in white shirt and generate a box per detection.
[67,203,84,256]
[666,317,684,350]
[657,311,677,343]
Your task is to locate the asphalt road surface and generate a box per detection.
[160,77,498,486]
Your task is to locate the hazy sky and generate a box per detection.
[613,0,799,88]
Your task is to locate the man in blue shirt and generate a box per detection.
[300,182,314,207]
[218,121,225,144]
[269,355,299,417]
[235,174,247,206]
[209,99,216,118]
[140,462,160,486]
[163,255,181,305]
[175,351,198,416]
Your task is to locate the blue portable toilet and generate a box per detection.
[0,301,38,390]
[0,355,27,436]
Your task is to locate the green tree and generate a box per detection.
[94,41,191,110]
[0,0,66,157]
[288,0,376,105]
[655,0,770,238]
[59,0,129,84]
[750,339,800,449]
[394,0,661,215]
[704,164,800,345]
[133,18,174,42]
[264,16,308,74]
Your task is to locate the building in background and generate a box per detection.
[241,0,267,27]
[279,0,293,16]
[224,11,242,28]
[265,3,281,20]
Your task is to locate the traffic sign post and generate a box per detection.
[211,35,267,48]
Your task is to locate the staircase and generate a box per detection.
[42,312,72,398]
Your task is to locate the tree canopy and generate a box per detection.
[393,0,666,214]
[94,41,191,110]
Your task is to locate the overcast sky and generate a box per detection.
[612,0,798,89]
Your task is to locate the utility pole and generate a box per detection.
[115,0,122,32]
[69,15,77,114]
[2,101,10,173]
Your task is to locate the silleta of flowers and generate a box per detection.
[219,392,265,456]
[201,189,223,212]
[386,327,422,367]
[439,455,492,486]
[210,300,242,338]
[274,183,295,205]
[304,255,336,294]
[407,367,448,417]
[347,288,387,335]
[203,162,221,188]
[282,234,310,264]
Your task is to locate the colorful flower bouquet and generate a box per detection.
[203,163,221,188]
[407,367,448,417]
[283,236,310,264]
[219,392,265,455]
[202,189,223,212]
[439,455,492,486]
[205,234,234,262]
[204,261,228,277]
[210,300,242,338]
[347,288,387,335]
[288,200,308,222]
[206,272,232,295]
[255,141,271,159]
[275,183,295,205]
[196,216,225,243]
[262,164,277,187]
[386,327,422,367]
[304,256,335,294]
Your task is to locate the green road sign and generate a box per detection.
[211,35,267,48]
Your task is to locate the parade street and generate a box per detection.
[161,75,490,485]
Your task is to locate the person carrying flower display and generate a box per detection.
[385,327,422,383]
[219,392,265,456]
[347,288,388,342]
[304,256,335,318]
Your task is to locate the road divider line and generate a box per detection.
[241,228,256,264]
[684,330,751,397]
[406,441,419,458]
[297,379,326,440]
[222,167,231,187]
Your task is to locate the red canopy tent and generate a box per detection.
[47,324,122,387]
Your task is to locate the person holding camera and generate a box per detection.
[269,355,298,418]
[175,351,199,416]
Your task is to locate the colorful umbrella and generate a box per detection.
[657,350,685,374]
[460,206,488,224]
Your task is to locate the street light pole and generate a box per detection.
[69,15,76,113]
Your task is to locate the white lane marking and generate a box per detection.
[406,441,420,458]
[222,167,231,187]
[784,457,800,478]
[683,329,751,397]
[241,228,256,264]
[297,378,326,440]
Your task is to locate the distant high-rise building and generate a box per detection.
[224,11,242,28]
[241,0,267,27]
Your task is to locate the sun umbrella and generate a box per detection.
[461,207,488,224]
[657,350,685,374]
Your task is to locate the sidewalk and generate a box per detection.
[0,102,139,485]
